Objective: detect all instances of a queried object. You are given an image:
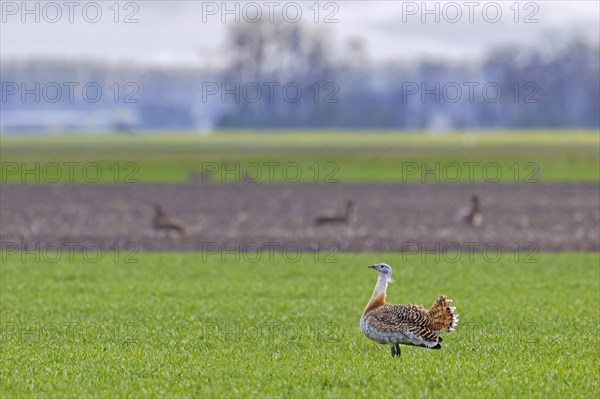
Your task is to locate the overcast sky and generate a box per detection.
[1,1,598,67]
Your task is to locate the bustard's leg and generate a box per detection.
[390,344,401,357]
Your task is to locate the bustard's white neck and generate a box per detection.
[372,272,391,296]
[363,263,393,315]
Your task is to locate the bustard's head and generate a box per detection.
[368,263,392,277]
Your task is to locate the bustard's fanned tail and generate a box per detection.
[428,295,459,332]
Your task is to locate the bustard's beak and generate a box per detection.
[368,264,377,269]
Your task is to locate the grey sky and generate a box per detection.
[1,1,598,67]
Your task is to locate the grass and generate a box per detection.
[1,130,598,183]
[1,251,598,398]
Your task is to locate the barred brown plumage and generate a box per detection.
[360,263,458,357]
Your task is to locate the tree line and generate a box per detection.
[1,21,598,131]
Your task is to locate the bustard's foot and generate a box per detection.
[390,344,401,357]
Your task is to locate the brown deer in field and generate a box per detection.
[153,203,187,235]
[462,195,483,226]
[315,199,356,225]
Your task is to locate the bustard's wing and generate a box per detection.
[367,304,439,346]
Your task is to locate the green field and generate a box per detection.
[1,130,598,183]
[2,252,598,398]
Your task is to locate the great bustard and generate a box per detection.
[314,199,355,225]
[360,263,458,357]
[461,195,483,226]
[153,203,187,235]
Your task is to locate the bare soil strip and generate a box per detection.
[1,183,598,252]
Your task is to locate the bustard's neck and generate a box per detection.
[363,273,390,315]
[372,272,391,298]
